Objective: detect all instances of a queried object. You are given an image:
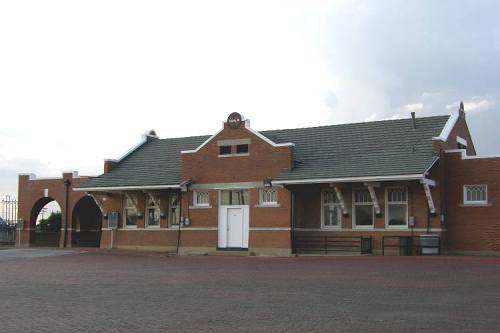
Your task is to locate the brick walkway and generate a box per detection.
[0,250,499,333]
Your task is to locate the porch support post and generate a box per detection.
[331,185,348,215]
[364,182,381,215]
[420,179,436,215]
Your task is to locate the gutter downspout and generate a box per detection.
[176,191,182,255]
[63,179,71,248]
[285,185,296,255]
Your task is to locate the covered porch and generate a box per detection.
[279,176,443,255]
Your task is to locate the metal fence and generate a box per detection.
[382,235,441,256]
[1,196,19,246]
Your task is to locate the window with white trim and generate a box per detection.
[322,189,341,228]
[170,194,180,226]
[219,145,231,156]
[221,190,249,205]
[146,198,160,228]
[259,188,278,206]
[464,185,487,205]
[353,189,374,228]
[123,197,138,228]
[236,144,249,154]
[193,191,210,207]
[386,187,408,227]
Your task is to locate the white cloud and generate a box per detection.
[402,103,425,112]
[446,98,495,113]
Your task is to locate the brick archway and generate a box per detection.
[71,196,102,247]
[29,196,62,247]
[17,172,98,248]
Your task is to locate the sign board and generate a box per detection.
[227,112,243,129]
[108,212,119,229]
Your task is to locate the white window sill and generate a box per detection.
[255,204,280,208]
[145,225,160,229]
[321,226,342,230]
[218,153,250,158]
[386,226,409,230]
[124,225,137,229]
[189,205,212,209]
[460,202,491,207]
[352,226,374,230]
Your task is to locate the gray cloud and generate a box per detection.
[0,155,52,198]
[321,0,500,153]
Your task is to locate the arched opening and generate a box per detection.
[72,196,102,247]
[30,197,62,247]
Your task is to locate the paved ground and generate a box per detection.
[0,250,499,333]
[0,248,77,261]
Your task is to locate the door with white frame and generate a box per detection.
[218,190,249,249]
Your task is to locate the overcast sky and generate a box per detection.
[1,0,499,198]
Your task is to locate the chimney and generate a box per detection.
[411,112,416,129]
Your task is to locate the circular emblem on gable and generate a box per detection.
[227,112,243,129]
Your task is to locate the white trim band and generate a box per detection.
[433,113,459,142]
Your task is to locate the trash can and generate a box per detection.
[399,236,413,256]
[420,234,440,255]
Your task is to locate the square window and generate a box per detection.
[219,146,231,155]
[194,191,210,207]
[464,185,487,204]
[221,190,249,205]
[354,205,373,227]
[236,144,248,154]
[259,188,277,205]
[323,204,341,227]
[387,205,406,226]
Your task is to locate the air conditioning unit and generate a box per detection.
[108,212,119,229]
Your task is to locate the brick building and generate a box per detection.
[17,104,500,255]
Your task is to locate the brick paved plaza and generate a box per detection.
[0,249,499,333]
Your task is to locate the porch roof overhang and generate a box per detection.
[73,184,180,192]
[271,173,425,186]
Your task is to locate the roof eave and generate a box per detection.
[73,184,181,192]
[271,174,426,186]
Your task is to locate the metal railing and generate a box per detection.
[1,195,18,222]
[0,221,18,246]
[382,235,441,256]
[295,235,372,255]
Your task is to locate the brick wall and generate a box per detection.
[179,121,293,254]
[444,151,500,253]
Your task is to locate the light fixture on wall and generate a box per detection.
[264,178,273,187]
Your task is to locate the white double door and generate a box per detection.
[218,205,249,249]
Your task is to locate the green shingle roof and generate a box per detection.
[78,115,449,189]
[79,135,209,188]
[261,115,449,181]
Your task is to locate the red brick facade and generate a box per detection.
[16,112,500,255]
